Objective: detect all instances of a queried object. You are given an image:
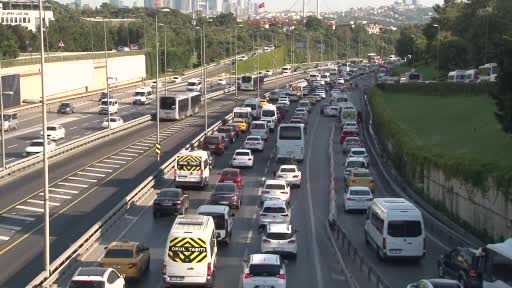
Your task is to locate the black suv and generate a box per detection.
[57,102,75,114]
[438,247,481,288]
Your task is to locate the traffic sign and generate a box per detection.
[58,40,64,48]
[155,143,161,154]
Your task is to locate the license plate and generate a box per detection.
[219,201,229,204]
[169,276,184,281]
[112,265,122,268]
[273,247,282,251]
[388,249,401,254]
[209,145,215,148]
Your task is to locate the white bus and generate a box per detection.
[240,75,263,91]
[478,63,498,82]
[160,92,202,120]
[481,239,512,288]
[276,124,305,161]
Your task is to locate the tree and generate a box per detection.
[305,16,322,31]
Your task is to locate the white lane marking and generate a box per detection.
[85,132,91,135]
[93,120,101,122]
[119,152,137,156]
[1,214,35,221]
[0,236,10,241]
[72,136,79,139]
[70,127,78,130]
[7,144,17,148]
[49,188,79,194]
[58,182,88,188]
[27,199,60,206]
[0,224,22,231]
[81,123,90,126]
[77,171,106,177]
[102,159,126,164]
[16,206,43,212]
[139,140,154,144]
[41,193,71,199]
[134,143,153,147]
[130,145,148,149]
[85,167,112,172]
[93,163,120,168]
[6,158,15,163]
[25,140,31,143]
[124,148,144,153]
[68,177,97,182]
[111,156,132,160]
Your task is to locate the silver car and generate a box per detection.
[258,200,291,229]
[250,121,269,140]
[260,223,297,257]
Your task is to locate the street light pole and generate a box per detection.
[155,11,160,161]
[257,33,260,99]
[320,34,323,63]
[0,79,5,170]
[102,18,111,130]
[235,25,238,101]
[203,24,208,133]
[433,24,440,78]
[163,24,167,99]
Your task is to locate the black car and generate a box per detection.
[273,155,299,175]
[57,102,75,114]
[210,183,241,209]
[153,188,189,217]
[438,247,481,288]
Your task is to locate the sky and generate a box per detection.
[264,0,444,12]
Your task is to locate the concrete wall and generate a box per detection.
[0,54,146,108]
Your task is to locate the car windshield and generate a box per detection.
[346,139,360,145]
[159,189,180,199]
[104,248,134,258]
[47,126,57,131]
[235,151,250,156]
[69,281,105,288]
[245,104,257,110]
[247,137,260,141]
[263,206,286,213]
[261,110,275,117]
[347,161,366,169]
[353,171,371,178]
[351,150,366,156]
[280,167,296,173]
[215,184,236,193]
[349,189,371,196]
[265,232,294,240]
[252,123,266,130]
[221,170,239,177]
[387,220,422,237]
[204,137,219,144]
[60,103,71,108]
[265,184,286,190]
[30,141,43,147]
[249,264,281,277]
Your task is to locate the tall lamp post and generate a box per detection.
[433,24,440,78]
[411,35,416,67]
[100,17,111,130]
[155,8,170,161]
[0,85,7,170]
[196,24,207,133]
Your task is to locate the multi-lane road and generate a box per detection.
[0,73,300,287]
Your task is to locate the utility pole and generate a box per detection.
[316,0,319,18]
[320,34,323,63]
[257,33,260,99]
[302,0,306,19]
[155,12,160,161]
[235,26,238,101]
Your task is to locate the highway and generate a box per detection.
[0,74,301,287]
[56,88,350,288]
[0,61,231,164]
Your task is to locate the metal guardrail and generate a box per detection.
[26,108,234,288]
[0,89,232,181]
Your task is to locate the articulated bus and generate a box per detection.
[276,124,305,161]
[240,75,264,91]
[480,239,512,288]
[159,92,202,120]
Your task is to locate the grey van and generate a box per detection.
[2,112,18,131]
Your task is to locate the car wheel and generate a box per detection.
[438,265,445,278]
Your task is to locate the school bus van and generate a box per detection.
[174,150,210,189]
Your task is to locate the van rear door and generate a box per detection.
[385,219,424,257]
[167,237,209,280]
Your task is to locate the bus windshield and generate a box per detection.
[160,97,176,110]
[241,76,253,83]
[279,126,302,140]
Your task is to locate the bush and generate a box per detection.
[376,82,496,97]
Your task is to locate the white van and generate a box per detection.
[260,105,277,132]
[197,205,235,245]
[174,150,210,189]
[163,215,217,287]
[233,107,253,124]
[132,86,153,105]
[243,98,262,119]
[282,65,292,74]
[99,98,118,114]
[187,78,202,92]
[309,72,320,81]
[364,198,425,260]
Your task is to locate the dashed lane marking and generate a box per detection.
[7,144,17,149]
[77,172,105,177]
[111,156,132,160]
[124,148,145,153]
[102,159,125,164]
[0,224,22,231]
[49,188,78,194]
[119,152,138,157]
[41,193,71,199]
[92,163,119,168]
[68,177,97,182]
[130,145,149,149]
[1,214,35,221]
[27,199,59,206]
[58,182,88,188]
[15,206,43,212]
[6,158,15,163]
[85,167,113,172]
[70,127,78,130]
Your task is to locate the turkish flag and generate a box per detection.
[258,2,265,9]
[154,0,161,7]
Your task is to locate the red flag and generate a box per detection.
[258,2,265,9]
[154,0,161,7]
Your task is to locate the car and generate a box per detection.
[324,106,340,117]
[346,168,375,191]
[24,139,56,156]
[203,134,225,155]
[344,186,373,212]
[218,126,236,143]
[250,121,269,141]
[406,279,463,288]
[170,75,182,83]
[260,180,290,204]
[151,80,163,89]
[278,97,290,106]
[294,110,309,122]
[217,78,227,85]
[153,188,190,217]
[57,102,75,114]
[298,100,311,113]
[292,114,308,126]
[197,205,235,245]
[264,70,273,77]
[41,124,65,140]
[312,80,325,87]
[289,117,306,128]
[306,95,317,105]
[99,240,150,280]
[340,128,359,143]
[438,247,482,288]
[276,165,301,187]
[242,254,286,288]
[101,117,124,129]
[336,77,345,84]
[98,92,111,102]
[68,267,125,288]
[276,105,287,122]
[258,200,291,229]
[244,135,265,152]
[320,102,330,114]
[225,122,242,137]
[210,183,241,209]
[218,168,244,190]
[117,46,130,52]
[343,121,359,131]
[260,223,297,257]
[348,147,369,163]
[343,137,363,153]
[273,155,298,175]
[232,118,249,133]
[312,93,323,101]
[231,149,254,168]
[295,107,308,115]
[344,157,368,179]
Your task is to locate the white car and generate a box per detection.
[243,136,264,152]
[337,77,345,84]
[68,267,125,288]
[258,200,291,229]
[344,186,373,211]
[264,70,273,77]
[151,81,162,89]
[101,117,124,129]
[238,55,248,61]
[260,180,290,204]
[24,139,57,156]
[217,78,227,85]
[324,106,340,117]
[231,149,254,168]
[260,223,297,257]
[277,100,289,109]
[344,74,351,81]
[312,80,325,87]
[41,124,65,140]
[275,165,301,187]
[242,254,286,288]
[278,97,289,106]
[312,93,323,101]
[297,101,311,113]
[343,121,359,131]
[344,157,368,179]
[170,76,182,83]
[295,107,308,115]
[348,147,369,163]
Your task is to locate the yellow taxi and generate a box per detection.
[232,118,249,132]
[346,168,375,191]
[306,96,317,105]
[259,99,268,106]
[99,240,150,279]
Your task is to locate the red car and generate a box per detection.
[203,134,225,155]
[276,105,287,122]
[218,126,236,143]
[218,168,244,189]
[340,129,359,143]
[225,123,241,137]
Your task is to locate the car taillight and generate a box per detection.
[232,194,238,199]
[352,180,357,183]
[261,190,269,194]
[293,175,299,178]
[370,180,374,183]
[207,263,212,278]
[163,262,167,274]
[248,157,253,161]
[260,214,267,217]
[200,169,204,177]
[258,141,263,144]
[263,239,271,243]
[217,143,222,148]
[276,274,286,279]
[382,237,387,250]
[469,269,478,277]
[281,214,289,217]
[128,262,137,268]
[367,197,374,201]
[288,239,296,244]
[244,273,252,279]
[174,200,181,204]
[280,191,289,194]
